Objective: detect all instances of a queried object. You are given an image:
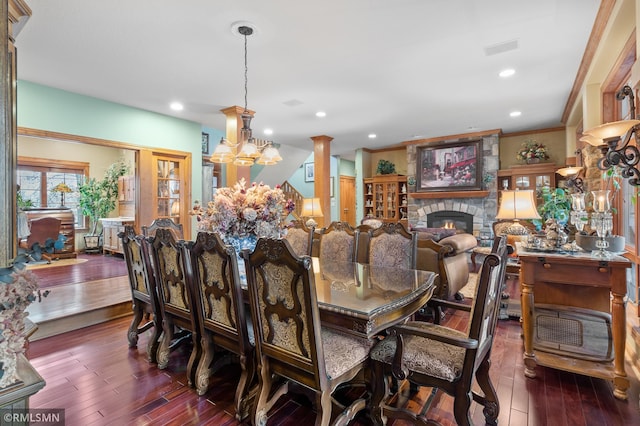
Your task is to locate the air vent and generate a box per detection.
[484,39,519,56]
[283,99,304,107]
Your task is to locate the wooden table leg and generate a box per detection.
[520,281,537,378]
[611,289,629,400]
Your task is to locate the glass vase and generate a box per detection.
[224,234,258,284]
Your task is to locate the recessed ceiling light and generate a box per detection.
[368,133,377,139]
[170,102,184,111]
[510,111,522,117]
[263,128,273,135]
[315,111,326,118]
[499,68,516,78]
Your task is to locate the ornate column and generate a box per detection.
[311,135,333,228]
[1,0,31,266]
[221,106,252,185]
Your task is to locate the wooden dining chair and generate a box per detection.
[369,235,509,426]
[147,228,200,387]
[142,217,184,240]
[317,221,357,264]
[367,222,417,269]
[241,237,373,426]
[185,232,256,421]
[283,219,314,256]
[119,225,162,363]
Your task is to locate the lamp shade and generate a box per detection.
[301,197,322,218]
[496,190,541,220]
[584,119,640,141]
[556,166,583,177]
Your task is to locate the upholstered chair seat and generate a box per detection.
[370,322,467,382]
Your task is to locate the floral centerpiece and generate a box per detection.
[191,179,295,279]
[0,254,48,388]
[516,140,550,164]
[191,178,295,240]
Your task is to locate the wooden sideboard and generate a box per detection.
[23,208,76,258]
[519,250,631,400]
[101,217,135,255]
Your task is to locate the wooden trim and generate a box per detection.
[19,127,142,151]
[402,129,501,146]
[562,0,616,124]
[409,190,489,199]
[362,145,405,154]
[18,156,90,172]
[501,126,565,139]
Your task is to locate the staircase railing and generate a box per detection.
[280,180,304,221]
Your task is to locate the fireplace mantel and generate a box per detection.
[409,190,490,199]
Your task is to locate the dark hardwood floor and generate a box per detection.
[29,253,127,289]
[24,256,640,425]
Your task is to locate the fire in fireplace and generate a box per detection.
[427,211,473,234]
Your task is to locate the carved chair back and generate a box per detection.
[147,228,200,386]
[119,225,161,363]
[367,222,417,269]
[283,219,314,256]
[185,231,255,419]
[317,221,357,264]
[142,217,184,240]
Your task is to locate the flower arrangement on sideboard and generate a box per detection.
[191,178,295,240]
[516,139,550,164]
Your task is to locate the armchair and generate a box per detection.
[369,236,509,426]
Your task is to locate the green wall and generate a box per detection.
[17,80,204,237]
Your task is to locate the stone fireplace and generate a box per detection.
[406,133,501,236]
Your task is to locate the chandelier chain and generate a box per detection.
[244,31,249,112]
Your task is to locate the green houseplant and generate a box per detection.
[78,160,130,247]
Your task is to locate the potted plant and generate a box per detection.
[78,160,130,250]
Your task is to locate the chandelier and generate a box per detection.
[580,85,640,186]
[210,24,282,166]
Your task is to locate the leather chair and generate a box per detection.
[369,236,509,426]
[185,232,256,421]
[147,228,200,387]
[142,217,184,240]
[119,225,162,363]
[317,221,357,264]
[26,217,62,263]
[283,219,314,256]
[241,238,373,426]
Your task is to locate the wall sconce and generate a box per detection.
[301,198,323,228]
[556,166,585,193]
[580,84,640,186]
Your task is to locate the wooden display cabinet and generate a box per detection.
[497,163,558,192]
[363,175,408,224]
[138,150,191,237]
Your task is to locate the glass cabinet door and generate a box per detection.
[156,159,182,223]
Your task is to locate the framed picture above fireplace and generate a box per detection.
[416,140,483,192]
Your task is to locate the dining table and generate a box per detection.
[240,256,438,340]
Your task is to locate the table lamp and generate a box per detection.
[495,189,541,242]
[301,197,323,228]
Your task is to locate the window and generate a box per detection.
[17,157,90,229]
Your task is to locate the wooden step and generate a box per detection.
[27,275,132,341]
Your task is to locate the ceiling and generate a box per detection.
[14,0,600,160]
